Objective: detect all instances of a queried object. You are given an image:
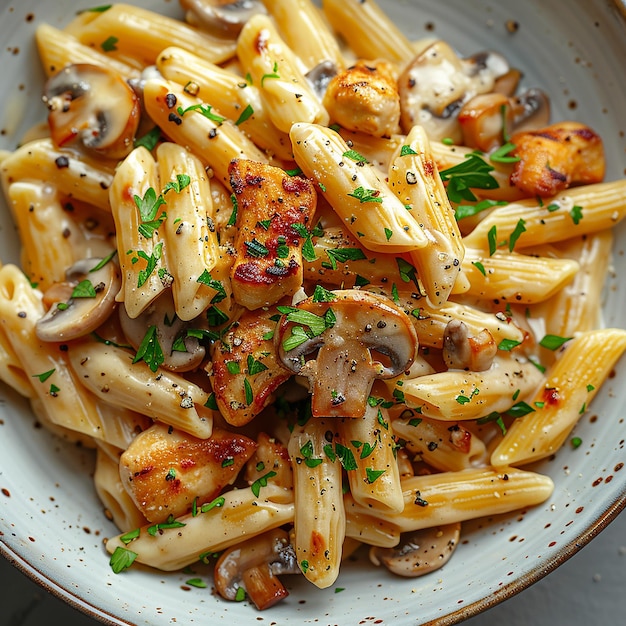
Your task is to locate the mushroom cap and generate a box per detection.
[369,523,461,577]
[118,293,206,372]
[35,256,121,342]
[180,0,266,37]
[276,289,418,418]
[43,63,140,159]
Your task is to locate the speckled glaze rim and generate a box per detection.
[1,1,626,624]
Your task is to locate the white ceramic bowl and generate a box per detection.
[1,1,625,624]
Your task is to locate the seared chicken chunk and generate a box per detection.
[323,60,401,138]
[229,159,317,310]
[120,423,257,523]
[510,121,605,197]
[209,303,292,427]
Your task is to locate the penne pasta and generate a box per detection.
[462,180,626,251]
[322,0,415,65]
[288,418,346,589]
[392,414,489,472]
[391,354,545,421]
[105,484,294,571]
[155,142,223,321]
[156,46,293,161]
[491,328,626,467]
[338,403,404,513]
[35,23,140,79]
[344,467,555,532]
[262,0,345,72]
[65,3,236,69]
[462,248,580,304]
[237,14,330,133]
[290,122,429,253]
[143,76,268,189]
[109,146,167,318]
[66,339,215,439]
[388,125,465,307]
[0,138,114,212]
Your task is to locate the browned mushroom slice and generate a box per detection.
[118,292,206,372]
[276,289,417,418]
[369,523,461,577]
[35,256,121,342]
[442,319,497,372]
[180,0,266,37]
[214,528,300,610]
[43,63,140,159]
[398,40,509,142]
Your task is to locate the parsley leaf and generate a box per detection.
[440,154,499,203]
[177,103,225,125]
[132,325,164,372]
[109,546,137,573]
[347,186,383,203]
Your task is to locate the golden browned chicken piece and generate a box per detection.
[510,121,605,197]
[323,60,401,137]
[209,303,292,427]
[119,423,257,523]
[229,159,317,310]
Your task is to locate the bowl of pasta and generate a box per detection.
[1,0,625,624]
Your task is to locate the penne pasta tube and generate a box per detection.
[288,418,346,589]
[344,467,555,532]
[321,0,415,66]
[491,328,626,467]
[94,447,148,533]
[35,23,139,79]
[143,76,268,189]
[6,181,79,290]
[65,3,236,69]
[156,46,293,161]
[344,508,401,548]
[0,265,146,447]
[0,139,115,212]
[155,142,223,321]
[390,354,545,421]
[535,230,613,337]
[462,249,580,304]
[67,340,215,439]
[290,122,429,253]
[262,0,345,71]
[0,326,35,399]
[462,180,626,252]
[392,292,527,350]
[338,403,404,513]
[109,146,168,318]
[237,14,330,133]
[105,484,294,571]
[388,125,465,307]
[392,414,489,472]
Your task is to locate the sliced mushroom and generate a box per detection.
[442,319,497,372]
[214,528,300,610]
[35,256,121,342]
[43,64,140,159]
[398,40,509,142]
[458,88,551,151]
[305,60,338,101]
[118,292,206,372]
[276,289,418,418]
[369,523,461,577]
[180,0,266,38]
